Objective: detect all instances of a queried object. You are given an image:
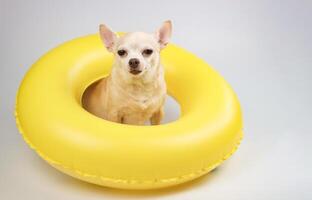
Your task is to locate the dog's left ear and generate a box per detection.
[155,20,172,49]
[99,24,117,52]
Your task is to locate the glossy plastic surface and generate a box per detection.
[15,34,243,189]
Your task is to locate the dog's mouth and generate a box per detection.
[129,69,142,75]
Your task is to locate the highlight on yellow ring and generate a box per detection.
[15,34,243,190]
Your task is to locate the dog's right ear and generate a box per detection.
[99,24,117,52]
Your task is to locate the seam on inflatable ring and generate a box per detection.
[15,102,243,185]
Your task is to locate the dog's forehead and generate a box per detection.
[117,32,158,49]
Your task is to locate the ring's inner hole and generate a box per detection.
[81,79,181,125]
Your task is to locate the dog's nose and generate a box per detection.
[129,58,140,69]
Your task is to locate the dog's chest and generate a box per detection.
[108,73,166,115]
[135,94,161,110]
[117,84,165,113]
[126,91,164,111]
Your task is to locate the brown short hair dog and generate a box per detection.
[82,21,172,125]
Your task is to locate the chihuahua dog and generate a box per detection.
[82,21,172,125]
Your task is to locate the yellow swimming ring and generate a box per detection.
[15,34,243,190]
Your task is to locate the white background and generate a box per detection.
[1,0,312,199]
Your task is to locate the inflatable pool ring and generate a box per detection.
[15,34,243,190]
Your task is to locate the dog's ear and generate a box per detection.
[155,20,172,49]
[99,24,117,52]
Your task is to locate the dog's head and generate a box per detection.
[99,21,172,76]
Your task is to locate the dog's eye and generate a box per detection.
[117,50,127,57]
[142,49,153,56]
